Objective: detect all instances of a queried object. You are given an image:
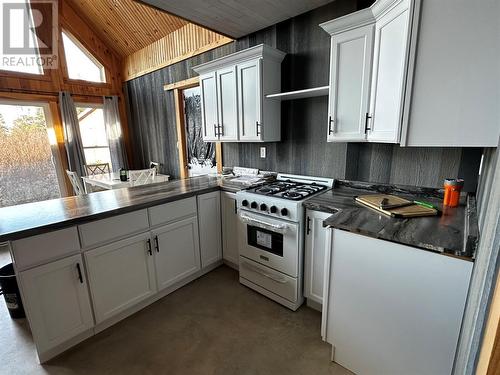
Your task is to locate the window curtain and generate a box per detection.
[59,91,86,177]
[103,96,128,172]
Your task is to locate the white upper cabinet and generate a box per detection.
[323,0,499,147]
[327,24,374,142]
[217,66,239,141]
[321,0,415,144]
[237,59,262,141]
[193,44,285,142]
[401,0,500,147]
[368,0,410,143]
[200,72,219,141]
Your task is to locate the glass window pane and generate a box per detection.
[77,107,108,147]
[62,31,105,83]
[0,0,43,75]
[0,103,61,207]
[83,148,111,167]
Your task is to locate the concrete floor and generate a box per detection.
[0,265,352,375]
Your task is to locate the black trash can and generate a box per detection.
[0,263,25,319]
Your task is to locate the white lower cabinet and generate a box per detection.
[85,233,157,324]
[197,191,222,268]
[323,229,473,375]
[304,209,331,305]
[152,216,201,291]
[18,254,94,356]
[18,192,228,362]
[221,192,239,267]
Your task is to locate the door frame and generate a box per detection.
[165,77,222,179]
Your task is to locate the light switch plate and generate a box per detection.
[260,147,266,158]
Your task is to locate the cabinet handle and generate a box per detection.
[76,263,83,284]
[306,216,311,235]
[365,113,372,133]
[154,236,159,253]
[234,199,237,214]
[213,124,217,138]
[328,116,335,135]
[256,121,261,136]
[146,239,152,256]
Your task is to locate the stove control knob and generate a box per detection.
[242,200,249,207]
[251,201,258,209]
[281,208,288,216]
[260,203,267,211]
[270,206,277,214]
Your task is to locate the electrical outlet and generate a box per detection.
[260,147,266,158]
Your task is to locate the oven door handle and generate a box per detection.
[238,213,288,233]
[241,261,288,284]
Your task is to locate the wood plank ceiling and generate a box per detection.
[140,0,336,38]
[66,0,189,57]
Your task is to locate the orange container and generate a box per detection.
[443,179,464,207]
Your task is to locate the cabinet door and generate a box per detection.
[325,229,473,375]
[217,66,239,141]
[85,233,156,324]
[19,254,94,354]
[304,210,331,305]
[221,192,239,266]
[197,191,222,268]
[200,72,219,141]
[237,59,262,141]
[368,0,410,143]
[327,24,374,142]
[152,216,201,291]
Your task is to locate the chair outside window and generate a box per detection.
[66,170,86,196]
[85,163,110,176]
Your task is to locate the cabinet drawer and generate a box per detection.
[11,227,80,271]
[239,257,297,303]
[79,210,149,248]
[148,197,197,227]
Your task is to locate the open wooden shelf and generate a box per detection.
[266,86,329,101]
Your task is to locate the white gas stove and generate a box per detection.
[236,174,334,310]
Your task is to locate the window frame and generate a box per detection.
[60,29,108,85]
[75,102,112,170]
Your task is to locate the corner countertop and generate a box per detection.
[304,180,478,261]
[0,176,245,242]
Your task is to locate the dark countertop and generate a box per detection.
[304,180,477,261]
[0,176,244,242]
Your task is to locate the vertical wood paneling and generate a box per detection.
[125,0,482,189]
[123,24,233,81]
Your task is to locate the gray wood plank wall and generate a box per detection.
[124,0,482,191]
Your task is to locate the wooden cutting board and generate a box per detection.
[355,194,438,218]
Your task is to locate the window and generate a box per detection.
[76,105,112,169]
[62,31,106,83]
[0,102,63,207]
[0,0,43,75]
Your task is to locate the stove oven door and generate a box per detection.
[238,210,299,277]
